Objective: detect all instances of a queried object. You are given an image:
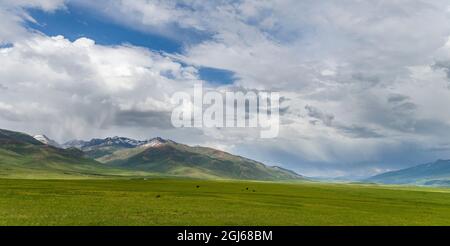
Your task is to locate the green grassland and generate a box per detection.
[0,148,161,179]
[1,178,450,225]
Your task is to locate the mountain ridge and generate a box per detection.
[96,139,304,180]
[366,159,450,185]
[34,135,62,148]
[0,128,304,181]
[67,135,304,181]
[0,128,134,179]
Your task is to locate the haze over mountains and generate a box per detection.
[0,128,303,181]
[366,160,450,186]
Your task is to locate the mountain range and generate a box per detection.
[6,127,450,185]
[0,128,124,179]
[365,159,450,186]
[0,128,303,181]
[62,135,302,180]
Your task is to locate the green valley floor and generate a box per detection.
[0,178,450,225]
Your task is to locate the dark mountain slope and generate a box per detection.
[0,129,146,179]
[366,159,450,185]
[97,140,304,181]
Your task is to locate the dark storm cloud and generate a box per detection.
[392,102,417,112]
[114,110,174,129]
[336,125,383,139]
[351,73,381,86]
[305,105,334,126]
[387,94,409,103]
[305,104,383,138]
[412,119,450,137]
[432,60,450,80]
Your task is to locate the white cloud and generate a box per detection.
[0,33,201,141]
[0,0,66,44]
[1,0,66,11]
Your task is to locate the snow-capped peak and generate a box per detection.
[62,136,173,150]
[34,135,61,148]
[139,137,168,148]
[102,136,145,147]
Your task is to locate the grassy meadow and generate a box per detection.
[0,178,450,225]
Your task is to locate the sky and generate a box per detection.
[2,0,450,177]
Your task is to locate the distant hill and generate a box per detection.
[366,159,450,185]
[0,129,44,146]
[64,136,303,181]
[0,129,147,179]
[93,139,304,180]
[1,129,304,181]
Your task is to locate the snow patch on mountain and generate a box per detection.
[63,136,172,149]
[139,137,168,148]
[34,135,61,148]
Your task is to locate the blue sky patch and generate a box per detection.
[0,43,13,48]
[198,67,236,85]
[25,5,182,53]
[24,4,235,86]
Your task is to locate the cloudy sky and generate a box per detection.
[2,0,450,177]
